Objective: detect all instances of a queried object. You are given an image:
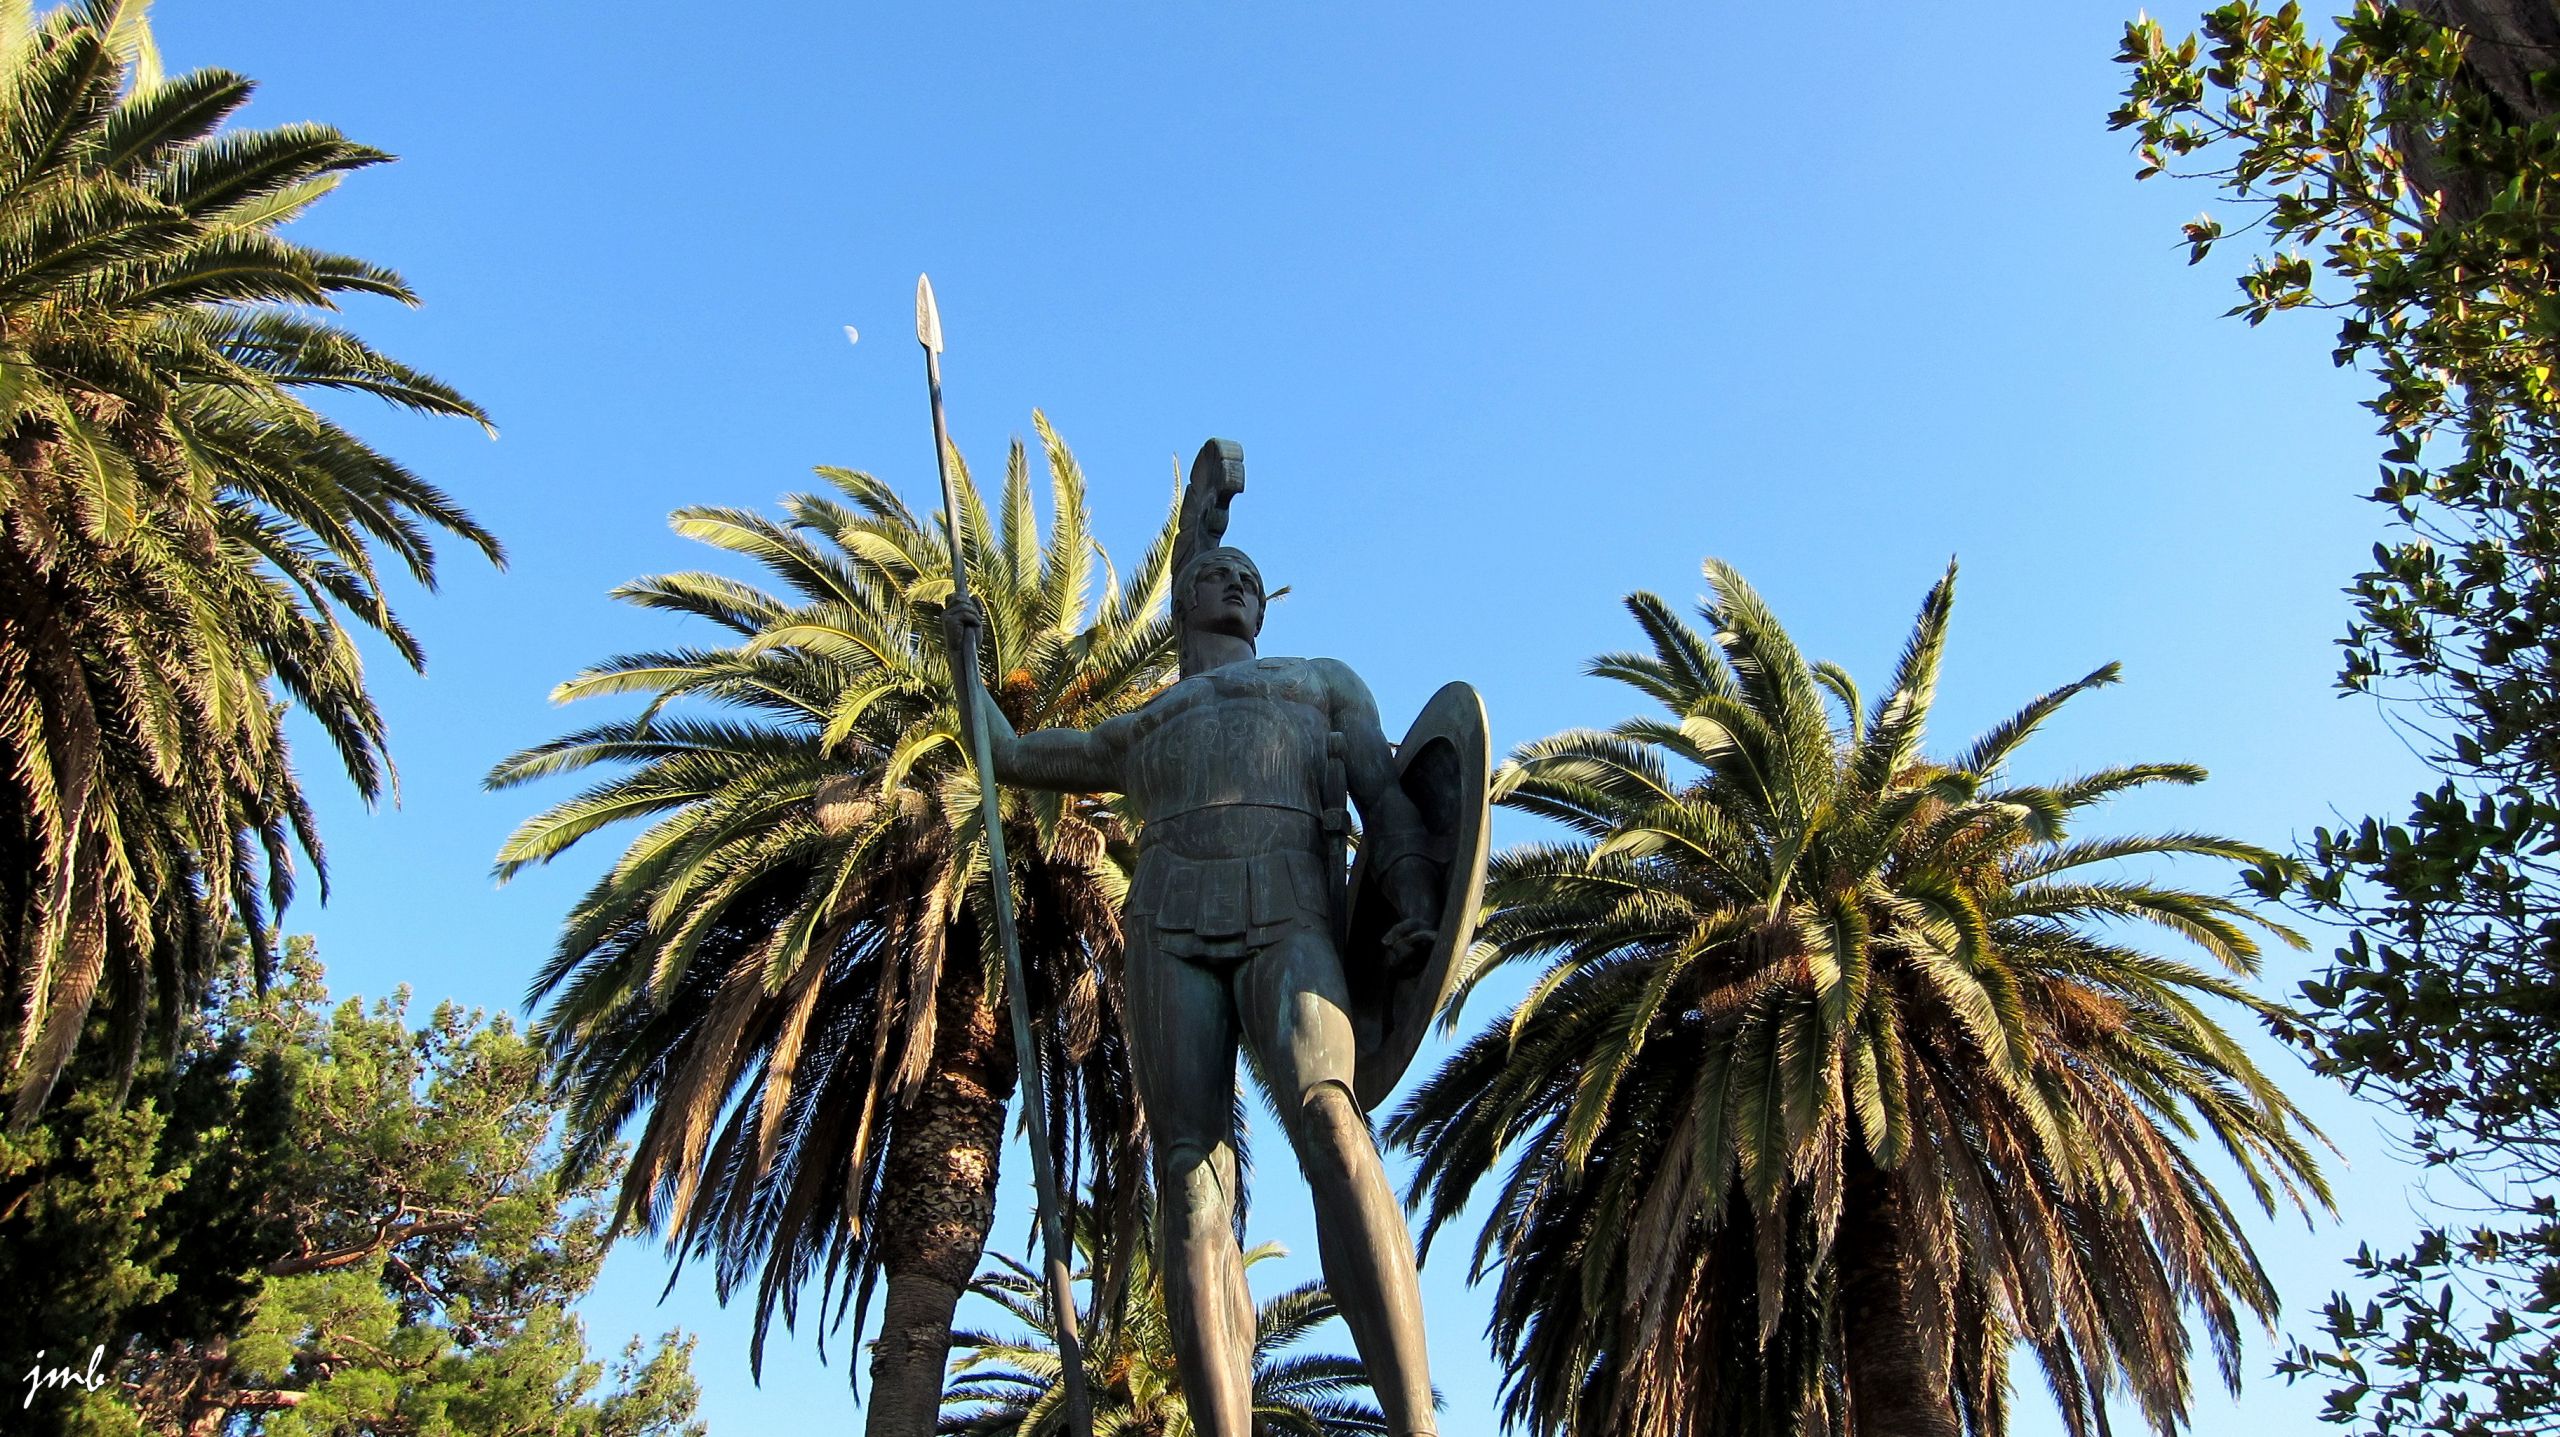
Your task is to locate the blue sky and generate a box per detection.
[147,1,2431,1432]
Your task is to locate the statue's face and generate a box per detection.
[1183,551,1263,639]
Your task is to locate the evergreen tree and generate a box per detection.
[0,939,701,1437]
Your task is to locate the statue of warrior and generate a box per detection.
[943,439,1488,1437]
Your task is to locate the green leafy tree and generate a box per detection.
[0,947,296,1430]
[0,940,701,1437]
[0,1086,203,1411]
[1388,562,2329,1437]
[941,1207,1388,1437]
[2116,5,2560,1431]
[490,421,1173,1436]
[0,0,500,1120]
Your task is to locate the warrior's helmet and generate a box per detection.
[1171,439,1263,652]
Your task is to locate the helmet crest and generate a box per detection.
[1173,438,1247,588]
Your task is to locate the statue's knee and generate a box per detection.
[1295,1077,1362,1136]
[1158,1139,1233,1220]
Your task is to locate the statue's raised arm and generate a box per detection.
[940,597,1132,795]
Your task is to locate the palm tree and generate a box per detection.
[491,420,1173,1436]
[1387,560,2331,1437]
[0,0,499,1119]
[942,1205,1390,1437]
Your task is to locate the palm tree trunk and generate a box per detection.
[863,951,1019,1437]
[1839,1161,1960,1437]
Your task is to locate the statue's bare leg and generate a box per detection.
[1123,935,1254,1437]
[1237,930,1437,1437]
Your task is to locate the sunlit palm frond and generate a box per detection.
[940,1202,1393,1437]
[0,5,495,1119]
[495,417,1176,1387]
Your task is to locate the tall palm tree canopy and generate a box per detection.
[490,421,1174,1397]
[942,1205,1391,1437]
[0,0,498,1120]
[1388,560,2331,1437]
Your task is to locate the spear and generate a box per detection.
[915,274,1094,1437]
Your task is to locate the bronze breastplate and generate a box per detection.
[1126,660,1329,826]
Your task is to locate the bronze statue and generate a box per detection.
[944,439,1488,1437]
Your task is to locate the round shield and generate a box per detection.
[1344,681,1491,1111]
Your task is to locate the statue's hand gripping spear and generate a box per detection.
[915,275,1094,1437]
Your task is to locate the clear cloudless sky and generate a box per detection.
[141,2,2432,1433]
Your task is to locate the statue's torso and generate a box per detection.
[1125,657,1331,828]
[1122,657,1337,962]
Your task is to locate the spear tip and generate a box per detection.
[915,274,944,354]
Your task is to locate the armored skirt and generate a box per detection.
[1123,809,1334,965]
